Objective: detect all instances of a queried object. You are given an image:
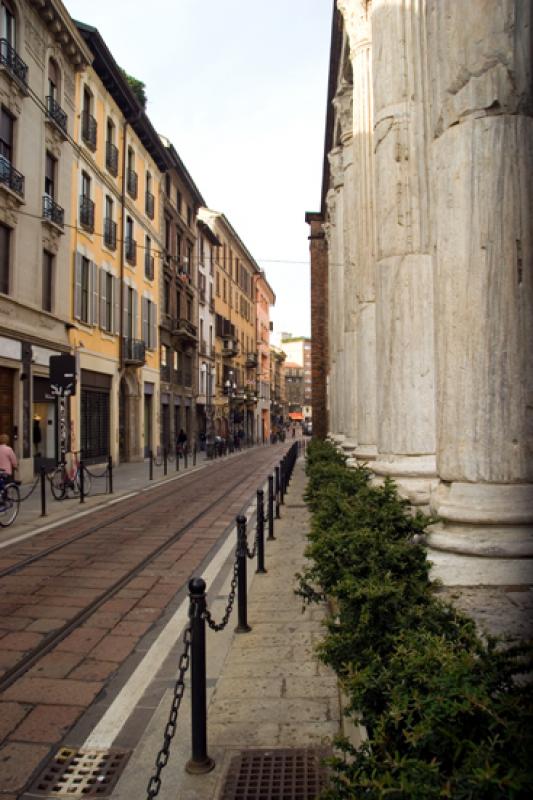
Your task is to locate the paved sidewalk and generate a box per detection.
[112,457,343,800]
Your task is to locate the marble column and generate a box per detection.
[426,0,533,568]
[339,0,378,463]
[371,0,437,504]
[327,146,345,441]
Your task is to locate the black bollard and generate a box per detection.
[256,489,266,574]
[280,458,285,505]
[193,444,197,466]
[108,455,113,494]
[40,466,47,517]
[149,450,154,480]
[184,448,188,469]
[176,450,180,472]
[79,461,85,504]
[275,466,281,519]
[163,448,168,476]
[185,578,215,775]
[235,515,252,633]
[268,475,275,540]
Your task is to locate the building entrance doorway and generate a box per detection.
[0,367,14,443]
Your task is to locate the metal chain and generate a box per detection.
[83,464,109,479]
[203,549,239,632]
[246,520,259,559]
[146,620,193,799]
[17,475,41,503]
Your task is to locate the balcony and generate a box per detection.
[172,318,197,342]
[42,195,64,230]
[81,112,97,151]
[104,217,117,250]
[245,352,258,368]
[0,157,24,200]
[79,195,94,232]
[125,237,137,265]
[221,337,239,357]
[123,337,146,365]
[127,168,138,199]
[144,252,154,281]
[106,141,118,177]
[45,96,67,137]
[0,39,28,89]
[145,191,154,219]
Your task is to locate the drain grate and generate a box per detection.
[219,748,330,800]
[29,747,130,797]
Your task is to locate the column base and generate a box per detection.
[354,443,377,462]
[371,454,438,507]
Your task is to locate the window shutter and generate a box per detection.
[100,269,106,329]
[74,253,82,319]
[113,277,120,335]
[141,296,148,345]
[123,283,128,337]
[150,302,157,350]
[132,288,138,340]
[91,261,99,325]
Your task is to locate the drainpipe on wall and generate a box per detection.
[119,121,128,371]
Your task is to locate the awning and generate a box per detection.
[288,412,303,421]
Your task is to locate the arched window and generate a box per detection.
[48,58,61,103]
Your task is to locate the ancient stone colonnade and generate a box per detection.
[312,0,532,581]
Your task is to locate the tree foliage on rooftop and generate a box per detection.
[120,68,147,109]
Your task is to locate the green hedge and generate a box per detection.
[299,439,533,799]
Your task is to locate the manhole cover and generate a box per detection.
[29,747,130,797]
[219,748,330,800]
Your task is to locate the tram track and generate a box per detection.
[0,447,282,695]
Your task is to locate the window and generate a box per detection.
[142,297,157,349]
[176,290,181,319]
[44,152,56,199]
[164,217,170,252]
[48,58,60,102]
[176,232,182,263]
[164,279,170,315]
[187,205,192,227]
[0,222,10,294]
[0,105,13,164]
[223,278,226,302]
[0,1,16,47]
[145,171,154,218]
[81,87,96,149]
[42,250,53,312]
[187,243,193,274]
[74,254,97,325]
[176,189,181,215]
[104,195,116,249]
[99,270,116,334]
[165,174,170,196]
[160,345,167,367]
[125,216,136,264]
[105,118,118,176]
[216,271,220,297]
[145,235,153,280]
[81,170,91,199]
[187,298,192,322]
[126,147,137,198]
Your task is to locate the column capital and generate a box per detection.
[338,0,371,54]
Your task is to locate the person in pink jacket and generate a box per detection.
[0,434,17,478]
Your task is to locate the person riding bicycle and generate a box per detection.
[0,434,17,479]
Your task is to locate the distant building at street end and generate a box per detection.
[280,334,312,413]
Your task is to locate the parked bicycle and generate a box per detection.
[50,451,91,500]
[0,469,20,526]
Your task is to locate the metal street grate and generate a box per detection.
[29,747,130,797]
[218,748,330,800]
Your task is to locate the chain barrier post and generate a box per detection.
[235,515,251,633]
[256,489,266,574]
[193,444,197,466]
[184,448,188,469]
[108,455,113,494]
[149,450,154,481]
[79,460,85,504]
[40,466,47,517]
[280,458,285,505]
[275,466,281,519]
[185,578,215,775]
[268,475,275,540]
[163,448,168,477]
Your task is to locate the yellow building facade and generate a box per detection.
[68,22,168,464]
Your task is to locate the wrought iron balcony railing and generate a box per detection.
[125,237,137,265]
[172,318,197,341]
[145,191,154,219]
[45,95,67,135]
[126,168,138,199]
[106,141,118,176]
[123,337,146,365]
[160,363,171,383]
[42,195,64,228]
[245,352,258,368]
[104,217,117,250]
[81,112,97,150]
[79,195,94,231]
[0,39,28,86]
[0,157,24,199]
[144,252,154,280]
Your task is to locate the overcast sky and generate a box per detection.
[65,0,332,339]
